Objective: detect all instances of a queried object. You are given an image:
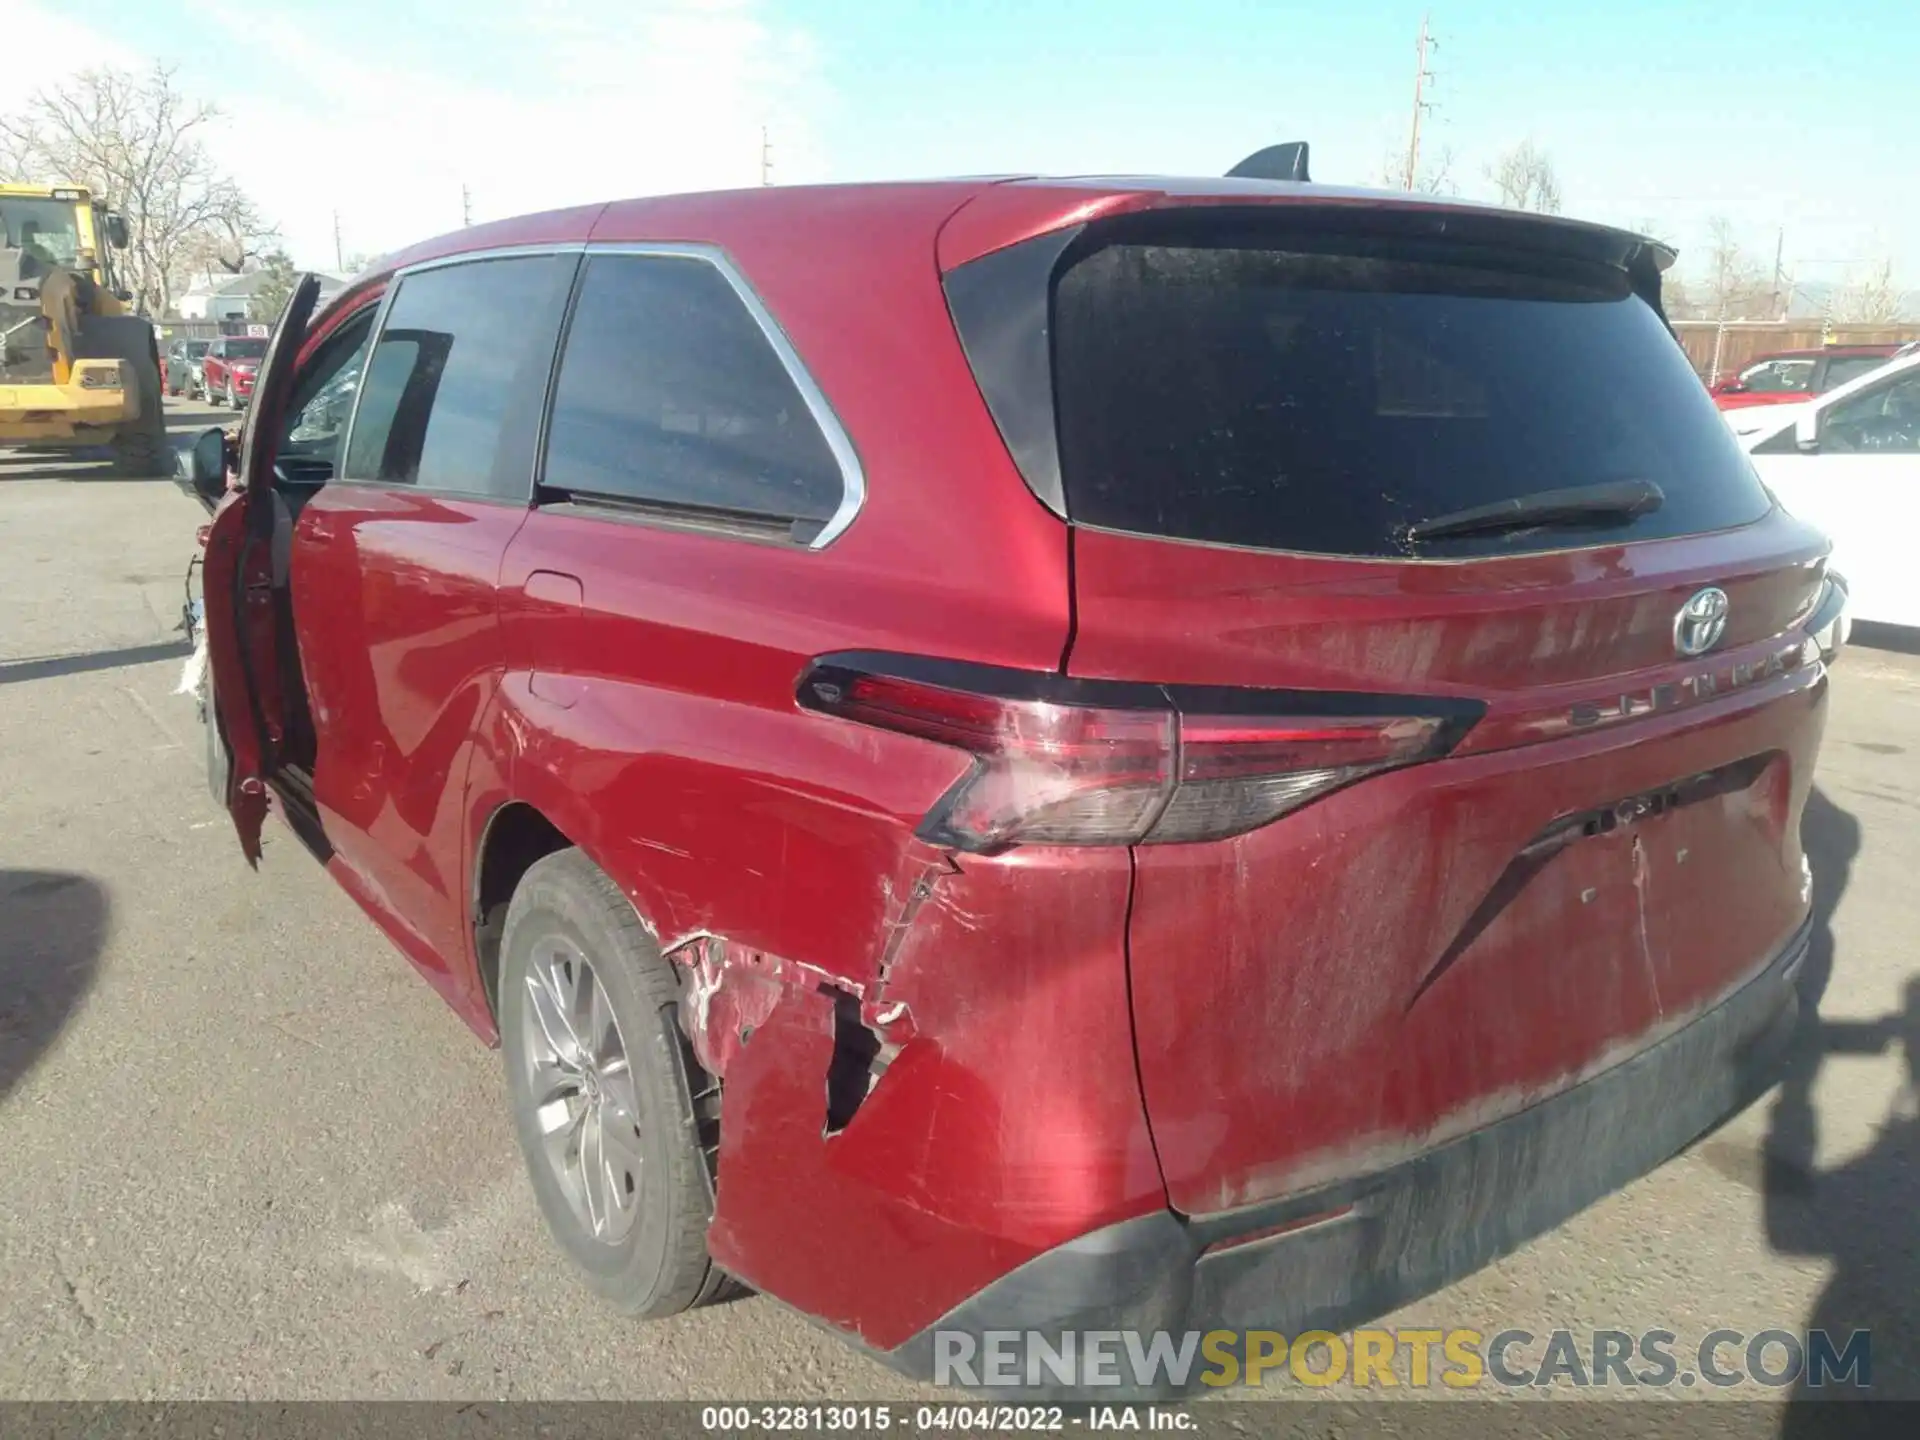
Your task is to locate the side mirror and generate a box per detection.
[104,213,130,249]
[1795,411,1820,453]
[1712,378,1746,396]
[178,426,230,511]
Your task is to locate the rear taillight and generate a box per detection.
[798,659,1474,852]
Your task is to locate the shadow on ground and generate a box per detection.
[1763,788,1920,1425]
[1846,622,1920,657]
[0,639,192,687]
[0,412,226,484]
[0,870,109,1103]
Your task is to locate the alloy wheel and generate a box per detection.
[519,936,644,1245]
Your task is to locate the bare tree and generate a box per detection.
[1486,140,1562,214]
[1660,216,1771,322]
[1692,216,1775,321]
[0,126,30,180]
[0,64,278,315]
[1830,258,1904,324]
[1381,143,1455,195]
[176,189,280,279]
[1660,272,1696,320]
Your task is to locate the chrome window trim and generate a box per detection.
[396,241,588,275]
[337,243,585,486]
[578,240,867,550]
[334,281,399,485]
[333,239,867,547]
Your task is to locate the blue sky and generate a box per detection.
[13,0,1915,290]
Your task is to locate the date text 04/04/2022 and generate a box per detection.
[697,1405,1195,1431]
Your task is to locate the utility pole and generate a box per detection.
[1771,226,1786,317]
[462,184,473,227]
[1403,13,1437,191]
[332,211,344,273]
[761,125,773,186]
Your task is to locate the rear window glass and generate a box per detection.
[224,338,268,359]
[1049,224,1773,557]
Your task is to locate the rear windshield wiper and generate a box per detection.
[1405,479,1666,543]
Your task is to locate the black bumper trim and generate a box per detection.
[885,917,1809,1398]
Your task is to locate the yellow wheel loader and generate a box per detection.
[0,182,169,477]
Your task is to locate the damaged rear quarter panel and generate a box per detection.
[706,845,1165,1349]
[496,664,967,975]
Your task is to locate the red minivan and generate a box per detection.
[187,170,1842,1396]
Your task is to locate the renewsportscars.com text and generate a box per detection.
[933,1327,1871,1391]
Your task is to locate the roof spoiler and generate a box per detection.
[1226,142,1310,183]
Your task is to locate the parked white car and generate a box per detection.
[1741,351,1920,628]
[1726,400,1811,441]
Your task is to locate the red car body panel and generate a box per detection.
[291,483,524,1021]
[1128,679,1820,1214]
[1711,345,1903,410]
[198,176,1831,1370]
[1069,512,1825,1214]
[203,345,262,399]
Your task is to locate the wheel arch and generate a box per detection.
[471,800,575,1025]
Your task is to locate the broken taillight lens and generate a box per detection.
[798,663,1469,852]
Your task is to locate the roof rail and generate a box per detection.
[1226,142,1310,183]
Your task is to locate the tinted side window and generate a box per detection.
[343,254,576,497]
[1822,370,1920,454]
[1822,355,1892,390]
[1743,359,1814,394]
[278,310,374,482]
[540,254,845,529]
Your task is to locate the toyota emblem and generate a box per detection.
[1674,587,1730,657]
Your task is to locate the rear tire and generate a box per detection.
[110,349,170,478]
[498,849,731,1318]
[198,667,229,807]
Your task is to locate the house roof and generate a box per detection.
[209,270,346,297]
[189,269,345,299]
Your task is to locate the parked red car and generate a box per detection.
[1710,344,1903,410]
[200,334,267,406]
[185,170,1839,1397]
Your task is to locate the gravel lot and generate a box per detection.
[1,406,1913,1414]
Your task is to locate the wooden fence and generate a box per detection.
[1673,321,1920,383]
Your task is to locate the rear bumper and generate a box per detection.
[884,914,1808,1398]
